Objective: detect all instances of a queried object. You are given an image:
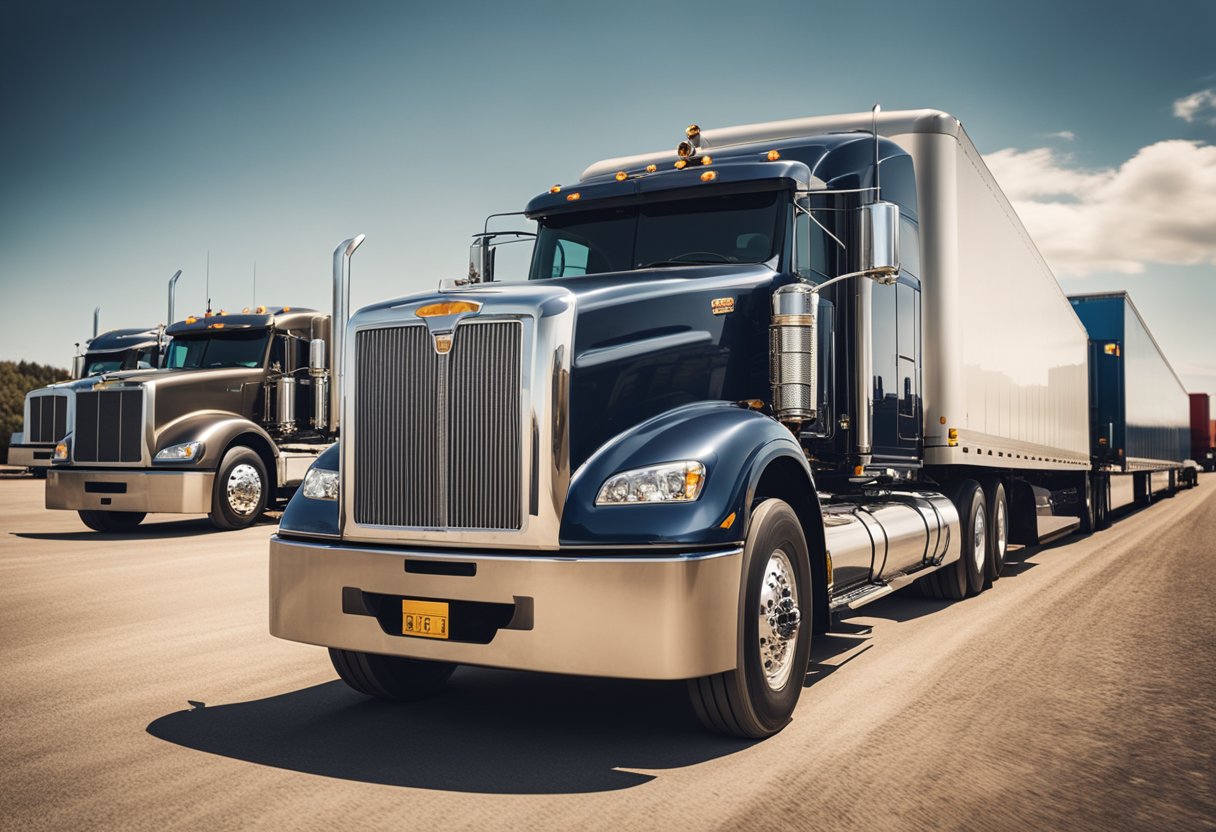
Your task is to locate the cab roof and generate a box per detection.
[165,306,322,337]
[85,327,161,354]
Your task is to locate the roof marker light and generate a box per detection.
[645,164,657,172]
[549,184,561,193]
[615,170,628,181]
[674,160,687,169]
[566,192,581,201]
[767,149,781,161]
[700,170,717,182]
[700,155,712,165]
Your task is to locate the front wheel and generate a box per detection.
[207,446,268,530]
[330,648,456,701]
[687,499,813,739]
[78,510,146,532]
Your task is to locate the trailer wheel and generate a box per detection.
[687,499,812,739]
[934,480,985,599]
[78,510,146,532]
[1078,474,1097,535]
[329,648,456,701]
[208,446,268,530]
[1094,476,1110,530]
[982,479,1008,581]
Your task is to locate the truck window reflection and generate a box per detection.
[166,332,270,370]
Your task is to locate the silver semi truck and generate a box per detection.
[270,110,1102,738]
[44,244,361,531]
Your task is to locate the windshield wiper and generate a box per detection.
[635,258,730,269]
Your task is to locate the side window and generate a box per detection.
[552,239,589,277]
[899,217,920,277]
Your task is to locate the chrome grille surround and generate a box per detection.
[71,385,150,465]
[342,285,576,550]
[25,389,72,444]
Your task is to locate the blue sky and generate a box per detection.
[1,0,1214,392]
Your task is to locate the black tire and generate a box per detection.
[687,499,813,739]
[1078,473,1097,535]
[1095,475,1111,530]
[329,648,456,701]
[207,446,268,530]
[934,480,985,599]
[982,478,1008,581]
[78,510,146,532]
[1165,470,1177,498]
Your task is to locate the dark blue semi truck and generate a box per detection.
[269,110,1162,738]
[1069,292,1191,516]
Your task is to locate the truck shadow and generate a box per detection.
[147,670,745,794]
[12,514,279,542]
[146,630,873,794]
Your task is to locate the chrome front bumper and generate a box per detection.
[6,444,54,469]
[269,535,744,680]
[46,468,216,513]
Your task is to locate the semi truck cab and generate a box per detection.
[45,304,341,532]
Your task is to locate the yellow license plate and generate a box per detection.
[402,599,449,640]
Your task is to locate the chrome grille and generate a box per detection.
[354,321,523,530]
[27,393,69,443]
[74,389,143,463]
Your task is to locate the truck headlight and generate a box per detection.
[154,441,204,462]
[596,460,705,505]
[53,436,71,462]
[301,467,339,500]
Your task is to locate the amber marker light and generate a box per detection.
[549,184,561,193]
[720,512,736,530]
[700,155,712,165]
[416,301,482,318]
[256,305,267,314]
[615,170,628,181]
[645,164,657,172]
[700,170,717,182]
[948,428,959,447]
[674,160,687,169]
[567,192,581,201]
[185,316,197,324]
[767,149,781,161]
[210,322,225,329]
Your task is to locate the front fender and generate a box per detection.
[154,412,277,469]
[279,443,340,538]
[560,401,812,547]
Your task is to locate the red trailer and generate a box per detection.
[1190,393,1214,471]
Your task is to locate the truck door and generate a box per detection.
[870,276,921,463]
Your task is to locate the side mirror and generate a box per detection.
[468,236,495,284]
[858,201,900,283]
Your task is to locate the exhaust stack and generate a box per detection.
[330,234,366,433]
[93,307,101,339]
[167,269,183,325]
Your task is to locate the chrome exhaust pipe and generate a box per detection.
[93,306,101,339]
[167,269,183,325]
[331,234,366,434]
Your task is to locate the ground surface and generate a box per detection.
[1,471,1213,831]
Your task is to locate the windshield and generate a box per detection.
[165,332,269,370]
[529,190,784,279]
[84,346,158,375]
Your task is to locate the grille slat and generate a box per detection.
[26,394,70,443]
[354,321,523,531]
[74,389,143,463]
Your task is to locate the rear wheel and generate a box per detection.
[933,480,985,600]
[208,446,268,530]
[982,479,1008,581]
[687,499,812,739]
[330,648,456,701]
[1094,475,1110,530]
[1078,473,1097,534]
[78,510,146,532]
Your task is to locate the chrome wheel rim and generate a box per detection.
[758,548,801,691]
[972,503,987,572]
[226,463,262,516]
[996,498,1007,559]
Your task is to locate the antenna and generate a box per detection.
[872,103,881,199]
[205,250,212,315]
[252,261,257,308]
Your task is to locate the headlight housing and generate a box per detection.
[154,441,203,462]
[595,460,705,505]
[53,436,71,462]
[301,467,339,501]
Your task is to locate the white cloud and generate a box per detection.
[1045,130,1076,141]
[984,140,1216,276]
[1173,89,1216,123]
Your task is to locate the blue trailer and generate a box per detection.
[1069,291,1190,519]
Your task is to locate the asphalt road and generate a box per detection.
[1,472,1213,831]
